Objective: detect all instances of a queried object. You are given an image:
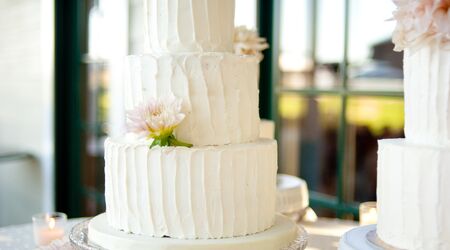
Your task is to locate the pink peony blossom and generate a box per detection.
[392,0,450,51]
[434,0,450,34]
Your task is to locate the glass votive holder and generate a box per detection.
[32,212,67,246]
[359,201,377,226]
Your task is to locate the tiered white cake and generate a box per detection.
[88,0,300,249]
[377,41,450,250]
[376,1,450,249]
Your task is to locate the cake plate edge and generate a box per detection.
[69,218,308,250]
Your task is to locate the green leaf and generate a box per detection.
[150,138,161,148]
[149,134,193,148]
[160,136,169,146]
[168,135,193,148]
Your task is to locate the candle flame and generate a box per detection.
[48,218,55,229]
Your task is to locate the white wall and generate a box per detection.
[0,0,54,225]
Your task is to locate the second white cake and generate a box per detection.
[377,139,450,249]
[403,41,450,146]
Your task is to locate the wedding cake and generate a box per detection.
[377,0,450,249]
[340,1,450,249]
[87,0,301,249]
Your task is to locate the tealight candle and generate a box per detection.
[359,201,378,225]
[32,212,67,246]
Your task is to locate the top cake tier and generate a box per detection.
[404,40,450,145]
[144,0,235,53]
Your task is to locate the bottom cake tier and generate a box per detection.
[377,139,450,249]
[104,136,278,239]
[88,213,302,250]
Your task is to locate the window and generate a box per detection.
[272,0,404,217]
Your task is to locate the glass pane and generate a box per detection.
[80,62,109,216]
[316,0,345,64]
[344,96,404,202]
[278,0,311,89]
[348,0,403,91]
[80,0,123,216]
[314,0,345,90]
[278,94,341,198]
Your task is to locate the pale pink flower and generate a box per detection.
[126,96,185,139]
[392,0,450,51]
[434,0,450,34]
[234,26,269,61]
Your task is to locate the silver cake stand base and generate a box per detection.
[366,229,404,250]
[69,219,104,250]
[339,224,405,250]
[69,219,308,250]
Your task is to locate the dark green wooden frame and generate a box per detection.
[55,0,85,217]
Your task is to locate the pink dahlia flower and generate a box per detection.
[126,96,185,140]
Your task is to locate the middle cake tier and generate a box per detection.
[104,136,278,239]
[124,53,260,146]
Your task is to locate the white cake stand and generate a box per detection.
[69,217,308,250]
[339,224,405,250]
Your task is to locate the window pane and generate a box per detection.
[278,0,345,90]
[314,0,345,90]
[80,0,125,215]
[316,0,344,64]
[80,62,109,216]
[278,0,311,89]
[344,96,404,202]
[278,94,341,198]
[348,0,403,91]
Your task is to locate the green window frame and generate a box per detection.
[55,0,84,217]
[55,0,106,217]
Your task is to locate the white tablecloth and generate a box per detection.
[303,218,358,250]
[0,217,357,250]
[0,218,86,250]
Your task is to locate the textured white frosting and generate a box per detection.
[260,119,275,139]
[124,53,260,146]
[89,213,298,250]
[143,0,235,53]
[104,136,278,239]
[377,139,450,249]
[404,40,450,145]
[276,174,309,215]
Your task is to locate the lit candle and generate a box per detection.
[32,212,67,246]
[359,202,378,225]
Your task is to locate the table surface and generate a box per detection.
[0,218,86,250]
[0,217,358,250]
[302,218,358,250]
